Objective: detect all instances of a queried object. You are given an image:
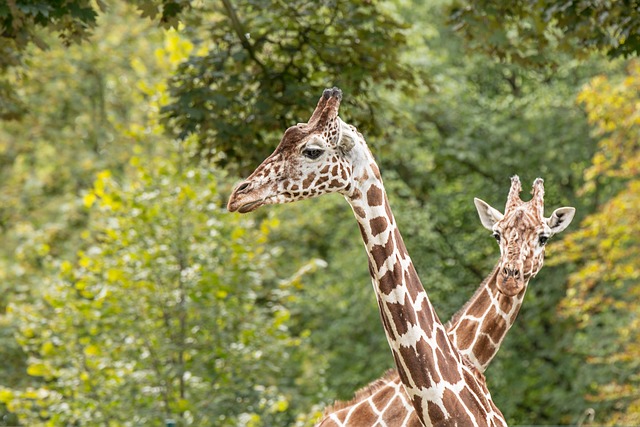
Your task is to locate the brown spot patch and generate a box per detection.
[333,406,349,423]
[315,174,329,185]
[427,399,446,424]
[370,162,382,179]
[379,262,402,295]
[382,394,414,424]
[481,316,507,342]
[353,206,366,218]
[367,185,384,206]
[369,216,388,236]
[404,267,424,301]
[357,223,369,245]
[370,237,395,271]
[413,395,426,424]
[393,349,411,387]
[395,228,408,257]
[436,329,461,383]
[498,293,514,314]
[374,382,395,406]
[302,172,316,189]
[454,318,479,351]
[386,294,418,336]
[467,291,491,318]
[443,388,474,424]
[462,371,486,406]
[398,338,433,388]
[472,334,495,367]
[368,260,376,278]
[350,398,377,423]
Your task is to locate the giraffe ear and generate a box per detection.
[546,207,575,234]
[474,198,504,230]
[338,121,356,153]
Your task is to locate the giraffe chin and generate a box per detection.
[497,276,524,297]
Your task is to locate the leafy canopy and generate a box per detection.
[162,0,417,173]
[449,0,640,66]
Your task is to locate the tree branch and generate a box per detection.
[220,0,266,72]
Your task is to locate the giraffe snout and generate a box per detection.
[498,265,525,297]
[227,179,266,213]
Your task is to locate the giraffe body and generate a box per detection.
[227,88,575,426]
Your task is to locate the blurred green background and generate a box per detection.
[0,0,638,425]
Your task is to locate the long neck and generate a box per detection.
[343,162,505,426]
[317,255,529,426]
[447,264,530,372]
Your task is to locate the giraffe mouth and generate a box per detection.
[236,199,265,213]
[497,276,525,296]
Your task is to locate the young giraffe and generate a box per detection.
[227,88,574,425]
[317,176,575,426]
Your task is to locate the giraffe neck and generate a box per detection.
[343,162,506,426]
[317,260,531,426]
[447,264,530,371]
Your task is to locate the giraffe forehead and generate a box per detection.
[500,203,543,230]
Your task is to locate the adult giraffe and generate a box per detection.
[317,176,575,426]
[227,88,574,426]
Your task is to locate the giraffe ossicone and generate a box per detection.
[228,88,575,426]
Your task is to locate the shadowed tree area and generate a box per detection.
[0,0,638,425]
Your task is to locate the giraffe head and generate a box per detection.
[228,87,360,213]
[473,176,575,296]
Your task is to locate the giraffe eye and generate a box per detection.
[302,148,324,159]
[539,235,549,246]
[492,231,501,243]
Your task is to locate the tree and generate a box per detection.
[554,60,640,425]
[161,0,417,174]
[448,0,640,66]
[0,8,176,422]
[0,0,189,119]
[2,147,324,426]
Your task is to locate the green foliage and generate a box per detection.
[0,0,188,49]
[448,0,640,66]
[555,61,640,425]
[0,0,638,425]
[3,151,320,426]
[161,0,417,173]
[0,0,189,119]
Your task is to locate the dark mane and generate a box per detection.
[322,369,399,415]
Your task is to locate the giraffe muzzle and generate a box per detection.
[227,180,265,213]
[498,267,525,296]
